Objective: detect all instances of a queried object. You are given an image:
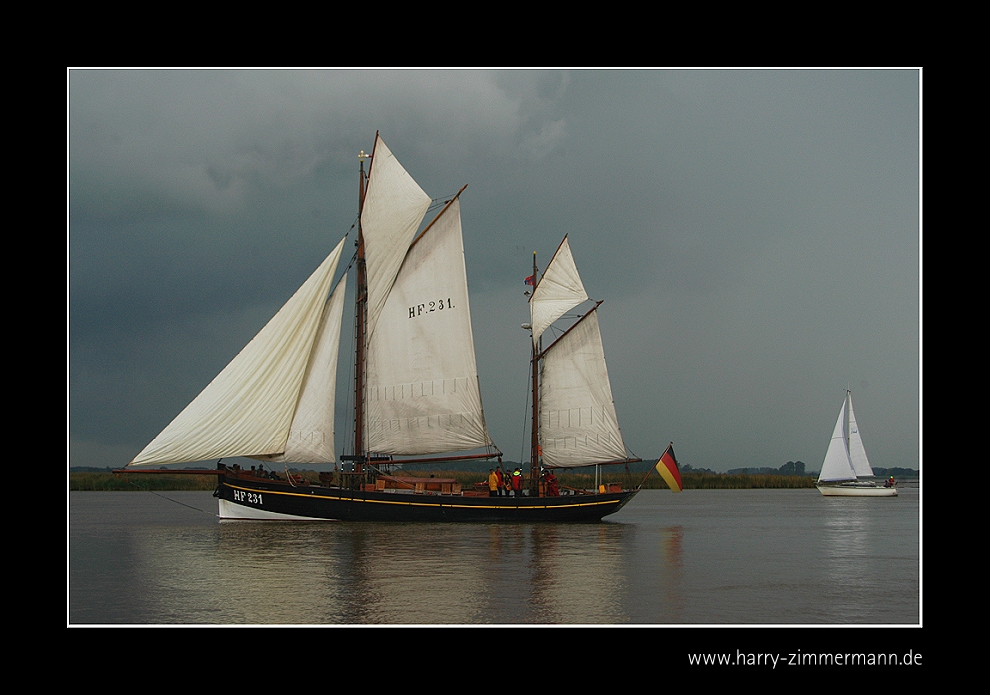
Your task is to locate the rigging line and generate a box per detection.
[152,490,216,516]
[120,476,216,516]
[283,463,295,486]
[427,194,458,212]
[545,307,595,340]
[341,247,359,274]
[345,214,359,235]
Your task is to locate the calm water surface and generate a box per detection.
[68,488,919,625]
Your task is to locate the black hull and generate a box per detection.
[215,475,637,522]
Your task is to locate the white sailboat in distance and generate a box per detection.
[816,389,897,497]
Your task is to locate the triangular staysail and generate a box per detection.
[365,195,494,455]
[129,236,348,467]
[529,235,589,345]
[256,273,347,464]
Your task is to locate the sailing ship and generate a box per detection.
[816,389,897,497]
[125,134,643,521]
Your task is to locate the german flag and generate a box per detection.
[655,443,683,493]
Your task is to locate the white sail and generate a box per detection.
[845,394,875,478]
[365,197,493,455]
[129,237,348,466]
[539,308,628,468]
[362,135,432,340]
[256,273,347,464]
[817,390,874,483]
[818,397,856,483]
[529,236,589,345]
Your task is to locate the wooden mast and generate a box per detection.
[349,138,499,480]
[353,146,371,472]
[530,251,540,494]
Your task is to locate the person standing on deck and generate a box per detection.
[544,469,559,497]
[511,468,523,497]
[488,469,499,497]
[495,467,504,496]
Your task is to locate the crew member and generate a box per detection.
[511,468,523,497]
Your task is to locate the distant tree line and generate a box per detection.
[726,461,807,476]
[722,461,918,479]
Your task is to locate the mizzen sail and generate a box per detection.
[539,308,628,468]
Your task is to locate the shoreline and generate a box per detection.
[68,470,841,492]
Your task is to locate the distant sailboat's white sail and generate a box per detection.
[818,398,856,483]
[362,136,432,340]
[817,390,873,483]
[529,236,589,345]
[845,394,874,478]
[365,197,493,455]
[129,237,348,467]
[539,309,628,467]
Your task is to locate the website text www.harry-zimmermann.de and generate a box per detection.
[688,650,922,668]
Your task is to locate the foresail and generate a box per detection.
[818,396,857,482]
[362,135,432,341]
[256,273,347,464]
[365,197,493,455]
[845,394,874,478]
[539,309,628,467]
[129,237,348,467]
[529,236,589,345]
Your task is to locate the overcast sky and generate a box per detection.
[68,69,920,473]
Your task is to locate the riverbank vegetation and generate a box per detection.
[70,472,220,491]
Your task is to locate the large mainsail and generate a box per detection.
[129,236,348,467]
[365,195,493,455]
[818,390,873,482]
